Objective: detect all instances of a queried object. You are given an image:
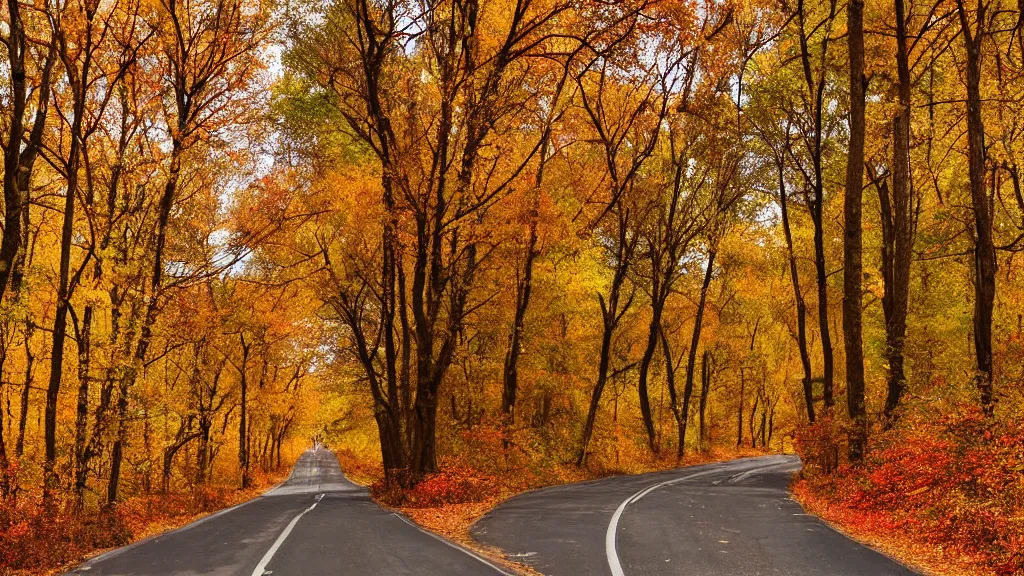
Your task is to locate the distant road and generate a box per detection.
[472,454,917,576]
[65,449,507,576]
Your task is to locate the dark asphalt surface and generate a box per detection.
[64,449,507,576]
[472,454,918,576]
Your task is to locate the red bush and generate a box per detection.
[799,407,1024,575]
[372,458,498,508]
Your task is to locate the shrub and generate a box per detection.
[799,407,1024,575]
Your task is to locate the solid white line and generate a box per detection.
[250,494,324,576]
[605,458,793,576]
[605,469,718,576]
[392,512,514,576]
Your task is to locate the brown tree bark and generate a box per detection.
[238,334,252,489]
[778,160,816,423]
[0,0,29,302]
[697,350,712,452]
[956,0,997,416]
[796,0,836,410]
[15,320,34,459]
[881,0,915,424]
[73,307,93,506]
[737,367,745,448]
[844,0,867,461]
[503,131,555,430]
[679,249,716,459]
[577,209,637,466]
[45,6,97,503]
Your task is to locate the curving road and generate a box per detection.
[471,454,917,576]
[65,452,917,576]
[64,449,508,576]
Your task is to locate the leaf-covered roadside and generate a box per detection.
[343,431,773,575]
[795,409,1024,576]
[0,469,288,576]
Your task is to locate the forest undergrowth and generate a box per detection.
[795,409,1024,576]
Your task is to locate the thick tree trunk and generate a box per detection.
[11,46,53,297]
[844,0,867,461]
[0,0,28,302]
[107,373,132,505]
[0,344,9,496]
[882,0,914,424]
[957,0,997,416]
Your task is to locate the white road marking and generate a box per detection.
[250,493,324,576]
[392,513,515,576]
[605,469,718,576]
[726,460,800,484]
[605,459,793,576]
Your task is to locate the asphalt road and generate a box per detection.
[472,454,917,576]
[64,449,508,576]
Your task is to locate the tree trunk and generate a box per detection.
[737,367,745,448]
[679,249,716,459]
[956,0,997,416]
[16,320,33,458]
[637,298,664,453]
[778,163,815,422]
[45,84,87,506]
[502,138,551,431]
[74,307,94,506]
[577,211,633,467]
[811,204,834,410]
[698,350,711,452]
[0,0,28,302]
[882,0,914,425]
[844,0,867,461]
[238,337,250,489]
[749,394,759,448]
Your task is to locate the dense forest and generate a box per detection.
[2,0,1024,572]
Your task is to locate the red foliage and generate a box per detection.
[0,478,280,575]
[372,457,498,508]
[797,407,1024,576]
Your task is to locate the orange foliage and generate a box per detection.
[0,471,286,575]
[795,408,1024,576]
